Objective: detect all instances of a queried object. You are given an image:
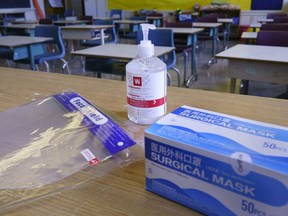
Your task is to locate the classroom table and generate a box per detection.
[114,19,147,34]
[249,22,262,32]
[215,44,288,94]
[161,27,204,86]
[0,67,287,216]
[217,18,233,49]
[1,23,39,36]
[241,32,257,44]
[72,43,174,79]
[72,43,173,59]
[0,35,52,70]
[53,19,90,26]
[147,16,163,27]
[192,22,222,66]
[61,24,113,51]
[258,18,274,23]
[11,20,39,24]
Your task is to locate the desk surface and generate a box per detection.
[53,20,89,25]
[241,32,257,39]
[1,23,39,30]
[217,18,234,23]
[0,35,51,47]
[216,44,288,63]
[61,24,113,30]
[250,23,262,28]
[11,20,39,24]
[72,43,174,59]
[161,27,204,34]
[0,67,287,215]
[114,20,147,24]
[258,18,274,23]
[193,22,222,28]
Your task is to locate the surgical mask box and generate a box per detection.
[145,105,288,216]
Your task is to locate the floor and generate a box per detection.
[4,37,287,100]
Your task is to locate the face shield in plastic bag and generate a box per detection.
[0,91,137,210]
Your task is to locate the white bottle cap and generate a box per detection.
[138,24,156,58]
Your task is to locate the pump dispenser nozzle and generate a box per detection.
[138,24,156,58]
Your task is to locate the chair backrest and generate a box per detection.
[206,13,227,18]
[260,23,288,31]
[196,16,218,23]
[80,15,93,25]
[129,16,146,32]
[137,28,176,66]
[34,25,65,57]
[92,19,117,43]
[273,17,288,23]
[267,12,287,19]
[109,9,122,20]
[46,14,60,21]
[165,22,193,52]
[256,30,288,47]
[64,9,75,17]
[165,22,193,28]
[39,18,53,25]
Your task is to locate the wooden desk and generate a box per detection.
[0,36,52,70]
[216,44,288,94]
[0,67,287,215]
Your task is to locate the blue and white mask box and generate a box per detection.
[145,105,288,216]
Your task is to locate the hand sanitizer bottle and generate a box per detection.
[126,24,167,125]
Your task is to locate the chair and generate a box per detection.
[81,19,117,47]
[82,20,121,79]
[85,57,126,80]
[196,16,227,51]
[266,12,287,19]
[64,9,75,17]
[147,13,163,27]
[255,30,288,98]
[165,22,194,84]
[46,14,60,21]
[14,26,70,74]
[137,28,181,87]
[0,34,15,67]
[273,17,288,23]
[260,23,288,31]
[80,15,93,25]
[119,16,146,42]
[39,18,53,25]
[256,30,288,47]
[109,9,123,20]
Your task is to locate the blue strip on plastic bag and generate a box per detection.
[53,92,136,155]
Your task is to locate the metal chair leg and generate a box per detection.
[167,73,172,86]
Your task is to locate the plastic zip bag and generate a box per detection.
[0,91,137,210]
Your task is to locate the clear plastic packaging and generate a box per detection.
[126,24,167,125]
[0,91,138,211]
